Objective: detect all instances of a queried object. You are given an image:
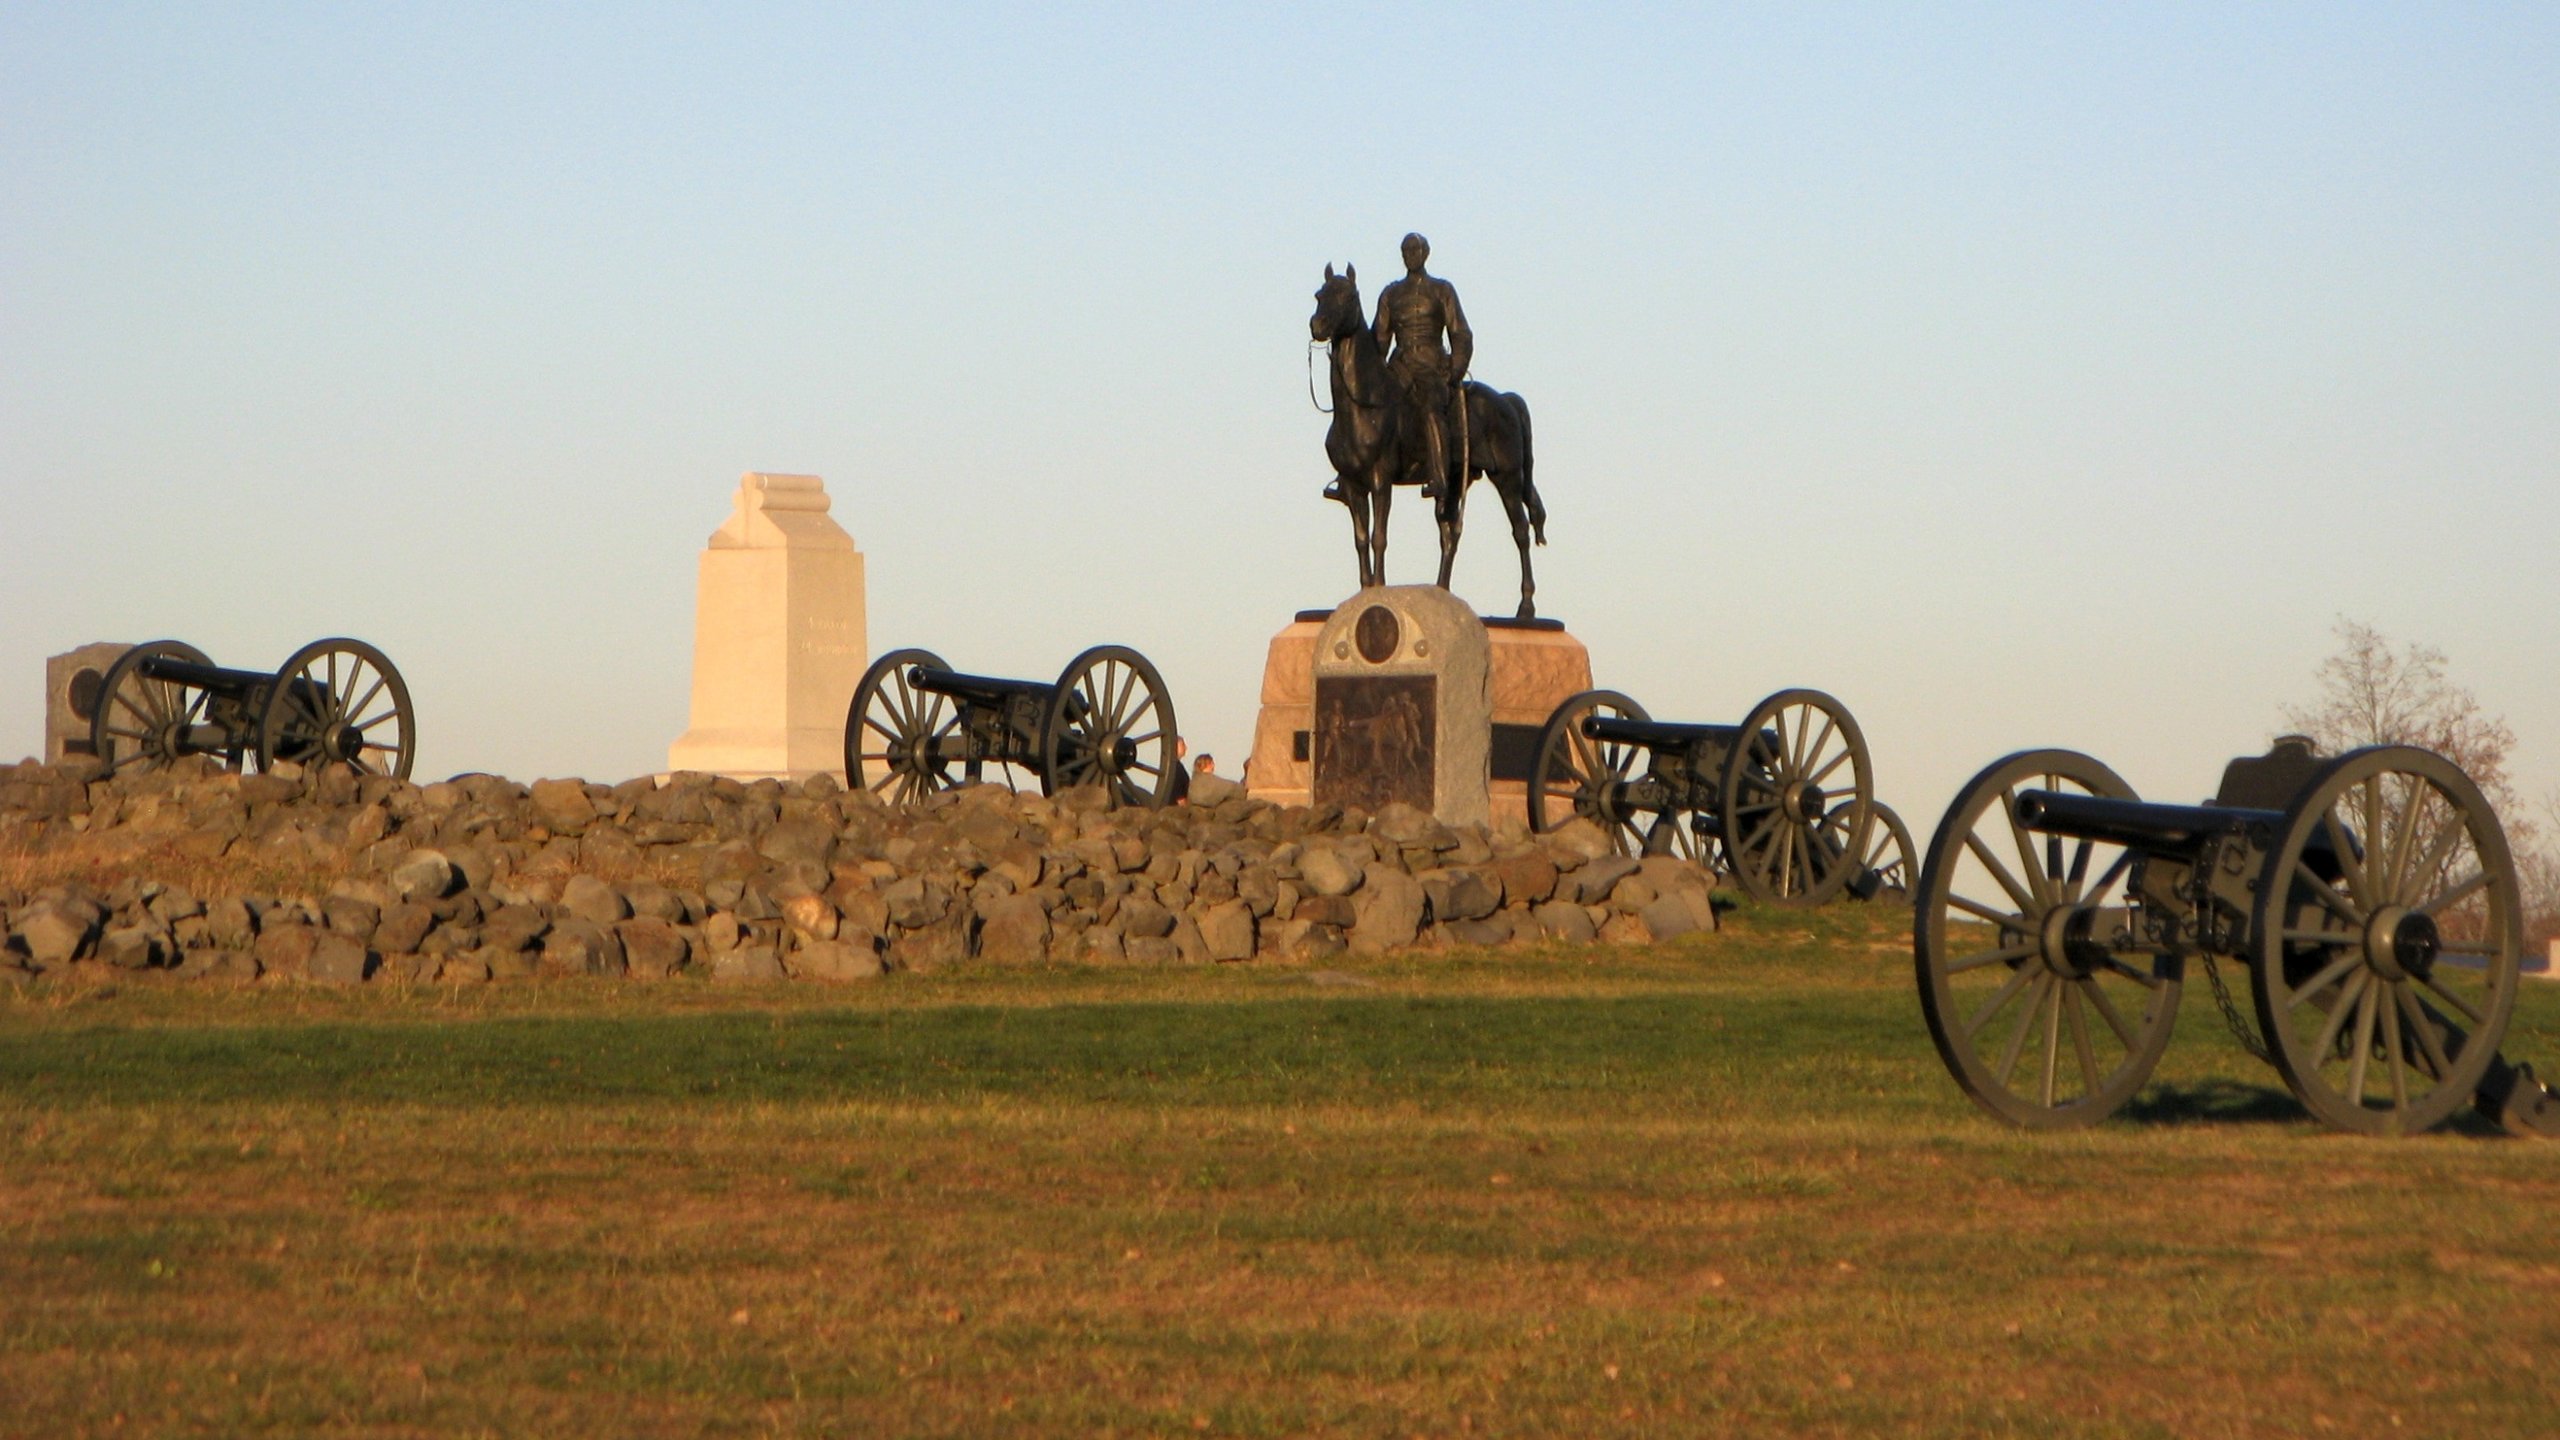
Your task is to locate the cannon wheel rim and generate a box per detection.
[1718,688,1872,907]
[843,648,961,807]
[1915,748,2183,1129]
[1525,689,1671,857]
[89,640,215,776]
[2249,744,2520,1136]
[1041,645,1178,808]
[256,638,414,780]
[1840,798,1915,901]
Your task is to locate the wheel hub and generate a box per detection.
[1782,780,1824,823]
[335,724,365,760]
[2036,904,2107,980]
[2363,905,2439,982]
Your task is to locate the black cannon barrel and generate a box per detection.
[135,656,280,694]
[2013,790,2283,852]
[906,666,1055,704]
[1581,715,1744,750]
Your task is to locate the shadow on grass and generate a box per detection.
[2120,1078,2305,1127]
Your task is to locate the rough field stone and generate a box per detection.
[712,946,786,984]
[1485,850,1559,907]
[1532,901,1598,944]
[1351,868,1425,953]
[1197,899,1256,961]
[1117,898,1177,941]
[615,918,690,979]
[1441,917,1513,949]
[373,902,436,956]
[1419,868,1501,924]
[1638,896,1705,941]
[389,848,457,901]
[1283,892,1348,929]
[1573,855,1642,906]
[307,932,370,985]
[560,874,631,926]
[976,894,1050,964]
[481,904,549,954]
[529,779,596,835]
[1541,817,1615,864]
[17,900,101,965]
[253,923,320,979]
[788,939,883,982]
[97,922,168,970]
[323,894,382,940]
[1297,845,1365,898]
[542,918,626,978]
[778,890,838,942]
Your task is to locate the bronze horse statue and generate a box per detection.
[1310,264,1546,617]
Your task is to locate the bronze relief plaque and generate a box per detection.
[1313,674,1435,813]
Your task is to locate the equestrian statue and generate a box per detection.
[1310,234,1547,618]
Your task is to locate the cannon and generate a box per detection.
[87,638,416,780]
[1915,737,2559,1137]
[1526,687,1897,907]
[844,645,1180,809]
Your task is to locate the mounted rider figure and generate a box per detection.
[1325,233,1471,516]
[1376,233,1471,514]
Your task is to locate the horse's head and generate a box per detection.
[1310,263,1360,342]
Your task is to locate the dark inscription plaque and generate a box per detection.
[1313,675,1435,813]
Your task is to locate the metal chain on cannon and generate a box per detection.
[2198,950,2272,1065]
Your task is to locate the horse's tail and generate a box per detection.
[1511,392,1545,543]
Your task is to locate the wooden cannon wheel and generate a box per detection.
[1717,689,1872,908]
[2249,745,2521,1136]
[257,637,416,780]
[89,640,215,776]
[1914,749,2183,1129]
[843,648,962,807]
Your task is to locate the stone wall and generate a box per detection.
[0,758,1718,988]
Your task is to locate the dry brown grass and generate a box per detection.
[5,905,2559,1438]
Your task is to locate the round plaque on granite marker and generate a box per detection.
[1355,605,1401,664]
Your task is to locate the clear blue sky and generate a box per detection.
[5,3,2554,834]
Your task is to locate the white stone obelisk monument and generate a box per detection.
[666,473,866,780]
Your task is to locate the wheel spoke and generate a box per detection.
[2038,977,2064,1107]
[1947,893,2029,931]
[2415,968,2486,1027]
[2094,955,2164,988]
[2343,980,2380,1106]
[1995,973,2050,1085]
[2284,948,2365,1012]
[1945,942,2034,975]
[2065,984,2099,1095]
[2393,984,2453,1081]
[1964,961,2041,1040]
[1964,833,2038,915]
[2416,870,2490,919]
[2004,788,2054,908]
[2309,970,2369,1061]
[2381,980,2411,1112]
[2296,862,2368,927]
[2383,776,2428,903]
[2081,978,2139,1049]
[2323,812,2371,904]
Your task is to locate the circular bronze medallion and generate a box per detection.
[67,668,103,722]
[1354,605,1400,664]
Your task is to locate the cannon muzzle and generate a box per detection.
[2012,790,2281,853]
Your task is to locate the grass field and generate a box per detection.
[5,904,2559,1438]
